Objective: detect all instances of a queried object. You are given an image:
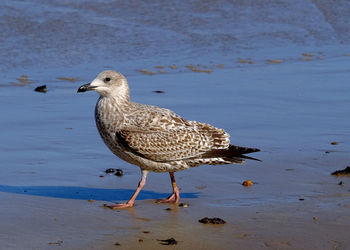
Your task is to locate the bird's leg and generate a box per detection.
[106,170,149,209]
[158,172,180,203]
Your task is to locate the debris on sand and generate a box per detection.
[185,64,212,74]
[266,59,283,64]
[179,203,189,208]
[56,77,78,82]
[12,75,33,86]
[105,168,115,174]
[331,166,350,176]
[34,85,47,93]
[138,69,156,75]
[48,240,63,246]
[157,238,178,245]
[199,217,226,224]
[115,169,123,176]
[238,59,254,64]
[242,180,253,187]
[331,141,339,145]
[153,90,165,94]
[105,168,123,176]
[302,53,314,57]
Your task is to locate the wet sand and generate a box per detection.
[1,162,350,250]
[1,1,350,249]
[1,57,350,249]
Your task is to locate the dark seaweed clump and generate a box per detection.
[331,166,350,176]
[198,217,226,224]
[158,238,177,245]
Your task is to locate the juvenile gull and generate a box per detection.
[77,70,260,208]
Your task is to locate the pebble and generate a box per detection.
[105,168,115,174]
[242,180,253,187]
[34,85,47,93]
[115,169,123,176]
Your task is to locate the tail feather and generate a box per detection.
[202,144,261,162]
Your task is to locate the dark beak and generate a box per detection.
[77,83,95,93]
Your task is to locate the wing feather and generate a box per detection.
[117,111,230,162]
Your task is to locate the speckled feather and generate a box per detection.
[91,70,259,172]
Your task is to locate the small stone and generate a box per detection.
[165,208,172,211]
[153,90,165,94]
[142,231,150,234]
[34,85,47,93]
[338,181,344,186]
[299,198,305,201]
[242,180,253,187]
[313,216,318,221]
[105,168,115,174]
[99,175,104,178]
[331,142,339,145]
[114,242,121,246]
[115,169,123,176]
[138,239,144,242]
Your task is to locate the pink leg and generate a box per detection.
[105,170,149,209]
[158,172,180,203]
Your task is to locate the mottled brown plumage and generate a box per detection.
[77,70,260,208]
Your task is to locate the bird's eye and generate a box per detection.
[104,77,111,83]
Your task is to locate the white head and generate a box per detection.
[78,70,130,101]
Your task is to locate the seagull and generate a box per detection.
[77,70,260,208]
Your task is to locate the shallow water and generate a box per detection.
[0,1,350,249]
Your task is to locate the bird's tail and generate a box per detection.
[202,144,261,163]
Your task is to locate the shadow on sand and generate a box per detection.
[0,185,198,201]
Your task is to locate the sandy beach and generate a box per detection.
[1,1,350,249]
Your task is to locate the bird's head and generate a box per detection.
[77,70,130,100]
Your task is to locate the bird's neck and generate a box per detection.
[98,95,130,115]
